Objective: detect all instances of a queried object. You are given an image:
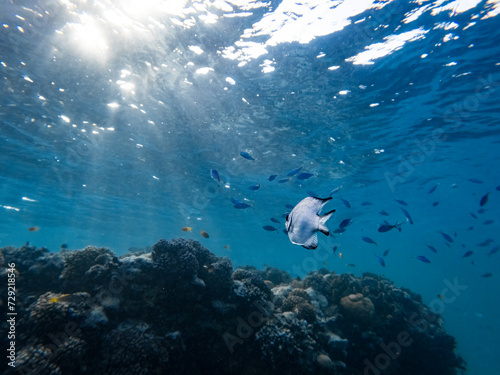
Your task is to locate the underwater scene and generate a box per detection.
[1,0,499,374]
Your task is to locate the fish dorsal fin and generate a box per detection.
[308,196,333,213]
[313,196,332,203]
[302,233,318,249]
[318,209,335,236]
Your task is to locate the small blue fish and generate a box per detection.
[285,204,294,209]
[307,190,319,198]
[416,255,431,263]
[487,246,499,256]
[361,202,373,206]
[333,245,338,254]
[383,249,390,257]
[263,225,278,232]
[497,185,500,191]
[341,198,351,208]
[378,223,401,233]
[395,199,408,206]
[439,231,454,243]
[297,172,314,180]
[432,201,439,207]
[469,211,478,219]
[426,245,438,253]
[287,167,302,177]
[278,178,290,183]
[374,253,386,267]
[329,186,342,195]
[248,184,260,191]
[240,151,255,160]
[478,208,486,214]
[268,174,277,181]
[469,178,483,184]
[361,236,377,245]
[478,238,494,247]
[462,250,474,258]
[481,272,492,277]
[428,184,439,194]
[231,197,242,205]
[333,228,346,234]
[480,193,489,207]
[379,210,390,216]
[339,218,352,229]
[483,219,494,225]
[234,203,251,209]
[210,169,220,182]
[401,208,413,224]
[270,218,281,224]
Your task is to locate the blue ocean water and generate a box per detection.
[1,0,499,373]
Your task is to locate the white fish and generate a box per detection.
[285,196,335,249]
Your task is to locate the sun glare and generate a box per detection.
[67,14,108,61]
[121,0,189,19]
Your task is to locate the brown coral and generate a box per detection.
[297,302,316,323]
[340,293,374,323]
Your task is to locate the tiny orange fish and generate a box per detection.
[28,227,39,232]
[224,245,230,250]
[182,227,192,232]
[200,230,209,238]
[437,294,444,300]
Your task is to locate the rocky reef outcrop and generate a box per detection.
[0,240,465,375]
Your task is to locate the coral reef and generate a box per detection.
[340,293,375,323]
[0,239,465,375]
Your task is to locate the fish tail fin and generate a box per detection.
[319,209,335,236]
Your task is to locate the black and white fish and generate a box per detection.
[285,196,335,249]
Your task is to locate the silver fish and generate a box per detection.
[285,196,335,249]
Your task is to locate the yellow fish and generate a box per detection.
[50,294,70,303]
[182,227,192,232]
